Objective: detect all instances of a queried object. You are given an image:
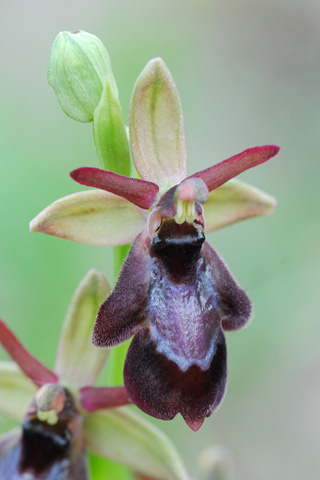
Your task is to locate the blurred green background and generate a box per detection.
[0,0,319,479]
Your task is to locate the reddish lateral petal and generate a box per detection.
[93,231,151,347]
[202,243,252,331]
[70,167,159,209]
[80,386,131,412]
[0,319,58,387]
[191,145,280,192]
[124,329,227,430]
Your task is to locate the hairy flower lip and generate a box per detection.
[93,219,251,428]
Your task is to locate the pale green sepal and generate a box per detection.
[0,362,36,421]
[129,58,187,191]
[54,269,111,387]
[93,78,131,175]
[84,407,189,480]
[30,190,147,246]
[204,179,277,233]
[48,31,118,122]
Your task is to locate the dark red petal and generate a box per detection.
[80,386,131,412]
[202,242,252,331]
[190,145,280,192]
[0,319,58,386]
[70,167,159,209]
[124,329,227,430]
[93,232,151,347]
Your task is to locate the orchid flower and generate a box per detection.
[0,270,188,480]
[30,56,279,431]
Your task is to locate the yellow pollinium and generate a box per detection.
[36,409,59,425]
[175,199,196,225]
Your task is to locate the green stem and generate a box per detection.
[89,453,134,480]
[113,244,131,283]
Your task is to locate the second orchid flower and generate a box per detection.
[0,270,188,479]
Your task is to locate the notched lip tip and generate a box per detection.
[184,417,204,432]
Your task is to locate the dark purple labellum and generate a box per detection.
[19,415,71,476]
[93,200,252,429]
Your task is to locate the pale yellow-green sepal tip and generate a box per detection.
[204,179,277,233]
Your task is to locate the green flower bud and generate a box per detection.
[47,30,118,122]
